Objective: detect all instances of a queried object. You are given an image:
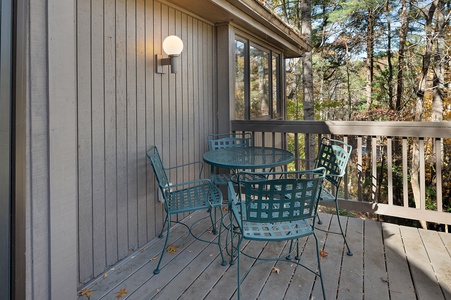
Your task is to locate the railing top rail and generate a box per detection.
[232,120,451,138]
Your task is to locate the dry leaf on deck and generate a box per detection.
[320,249,328,257]
[271,267,280,274]
[79,288,92,299]
[166,243,179,254]
[103,273,108,279]
[116,288,128,299]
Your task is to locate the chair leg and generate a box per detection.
[236,237,243,300]
[228,207,238,265]
[314,233,326,300]
[317,213,323,225]
[209,205,218,235]
[334,201,353,256]
[295,239,301,260]
[154,216,171,275]
[216,207,227,266]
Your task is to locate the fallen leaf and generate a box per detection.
[79,288,92,299]
[139,247,147,253]
[151,256,158,261]
[222,206,229,212]
[166,244,179,254]
[320,249,328,257]
[271,267,280,274]
[103,273,108,279]
[116,288,128,299]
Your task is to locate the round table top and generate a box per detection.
[203,146,294,169]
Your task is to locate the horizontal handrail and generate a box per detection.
[231,120,451,227]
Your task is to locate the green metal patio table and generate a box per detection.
[203,146,294,175]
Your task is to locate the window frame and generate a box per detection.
[233,31,285,121]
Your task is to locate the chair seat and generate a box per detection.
[213,172,267,185]
[167,182,222,214]
[241,219,312,241]
[212,173,233,185]
[231,202,313,241]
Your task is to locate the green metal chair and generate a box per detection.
[228,168,327,300]
[146,146,227,275]
[313,137,353,256]
[207,132,267,184]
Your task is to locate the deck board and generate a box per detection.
[401,226,444,300]
[381,222,416,300]
[419,228,451,299]
[336,216,363,300]
[363,220,390,300]
[79,212,451,300]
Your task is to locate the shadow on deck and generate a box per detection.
[78,212,451,300]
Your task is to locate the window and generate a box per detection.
[234,36,283,120]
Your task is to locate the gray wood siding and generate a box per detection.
[16,0,79,298]
[76,0,216,286]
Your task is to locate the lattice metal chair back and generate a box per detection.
[315,137,353,256]
[228,168,326,300]
[207,132,265,185]
[208,132,252,151]
[146,146,227,275]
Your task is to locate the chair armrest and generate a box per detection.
[165,161,205,178]
[166,178,213,191]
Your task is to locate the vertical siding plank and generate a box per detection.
[181,13,189,172]
[126,0,138,251]
[104,0,118,267]
[29,0,52,296]
[146,0,157,240]
[187,16,195,182]
[175,10,183,186]
[136,0,147,246]
[91,0,106,277]
[48,0,78,297]
[168,7,177,185]
[77,0,93,284]
[153,1,165,233]
[115,0,129,259]
[192,19,199,181]
[207,25,214,142]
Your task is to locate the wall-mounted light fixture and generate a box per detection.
[156,35,184,74]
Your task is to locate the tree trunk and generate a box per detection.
[301,0,316,164]
[396,0,410,111]
[385,0,394,110]
[365,8,375,113]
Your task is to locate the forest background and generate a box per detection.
[262,0,450,230]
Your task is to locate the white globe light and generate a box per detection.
[162,35,184,56]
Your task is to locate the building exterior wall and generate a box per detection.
[76,0,216,286]
[14,0,305,297]
[15,0,78,298]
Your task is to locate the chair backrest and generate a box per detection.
[315,138,352,188]
[146,146,169,189]
[208,132,252,151]
[237,168,325,223]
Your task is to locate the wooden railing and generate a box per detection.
[231,120,451,227]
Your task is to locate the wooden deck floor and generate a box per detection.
[79,212,451,300]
